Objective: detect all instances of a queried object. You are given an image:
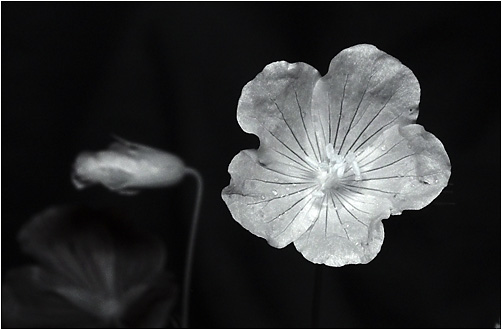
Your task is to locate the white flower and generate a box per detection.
[222,44,451,267]
[72,137,186,195]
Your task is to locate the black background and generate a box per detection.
[2,2,500,328]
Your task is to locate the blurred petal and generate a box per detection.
[121,273,178,328]
[2,266,105,328]
[12,205,175,326]
[19,206,166,283]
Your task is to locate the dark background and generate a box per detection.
[2,2,500,328]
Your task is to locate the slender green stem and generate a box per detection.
[181,168,203,328]
[311,264,324,328]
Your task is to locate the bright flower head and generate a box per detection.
[222,44,451,267]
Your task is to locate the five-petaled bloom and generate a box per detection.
[72,137,186,195]
[2,206,177,328]
[222,44,451,267]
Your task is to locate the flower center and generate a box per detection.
[310,144,361,194]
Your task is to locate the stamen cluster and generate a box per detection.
[310,144,361,195]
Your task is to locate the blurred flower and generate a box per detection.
[2,205,177,328]
[222,44,451,267]
[72,137,186,195]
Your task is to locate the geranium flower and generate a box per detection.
[72,137,186,195]
[2,206,177,328]
[222,44,451,267]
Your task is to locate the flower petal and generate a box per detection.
[237,60,325,168]
[222,149,322,248]
[2,266,176,328]
[293,191,392,266]
[17,206,169,316]
[350,124,451,213]
[2,266,105,328]
[121,272,178,328]
[311,44,420,157]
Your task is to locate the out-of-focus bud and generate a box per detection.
[72,137,186,195]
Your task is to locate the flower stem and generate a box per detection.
[181,168,203,328]
[311,264,324,328]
